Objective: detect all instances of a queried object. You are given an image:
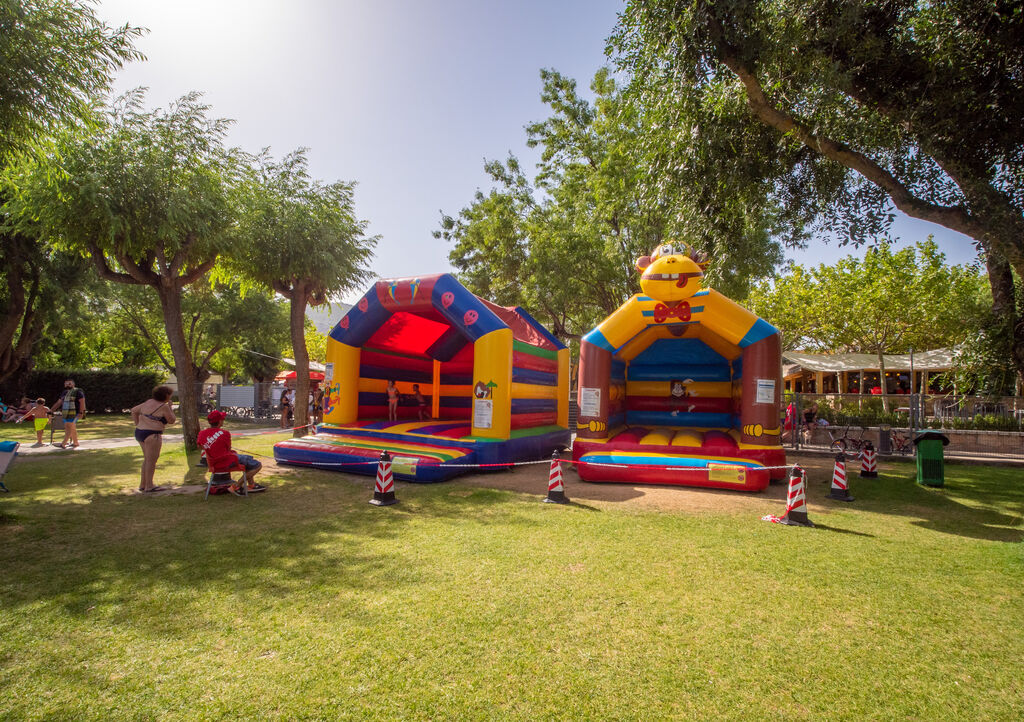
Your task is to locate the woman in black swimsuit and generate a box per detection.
[130,385,176,493]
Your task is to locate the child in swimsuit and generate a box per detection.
[386,380,399,421]
[18,398,51,447]
[412,384,429,421]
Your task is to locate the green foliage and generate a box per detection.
[0,228,97,382]
[437,68,784,340]
[612,0,1024,379]
[746,239,990,353]
[229,148,377,305]
[0,0,143,160]
[0,368,162,413]
[5,91,247,447]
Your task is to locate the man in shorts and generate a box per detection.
[50,378,85,449]
[197,410,266,495]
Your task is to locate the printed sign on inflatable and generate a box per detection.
[572,241,786,491]
[274,274,570,481]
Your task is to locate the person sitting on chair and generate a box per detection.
[197,410,266,495]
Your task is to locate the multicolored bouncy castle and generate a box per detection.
[274,274,570,481]
[572,242,785,491]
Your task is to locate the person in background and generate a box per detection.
[2,397,30,422]
[130,385,176,493]
[51,379,85,449]
[279,386,293,429]
[386,380,399,421]
[802,402,819,441]
[412,384,429,420]
[18,398,52,447]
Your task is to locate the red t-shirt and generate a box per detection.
[197,426,238,471]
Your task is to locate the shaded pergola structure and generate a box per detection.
[782,349,953,395]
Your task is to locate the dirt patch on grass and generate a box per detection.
[262,453,841,515]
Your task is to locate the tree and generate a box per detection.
[0,231,95,383]
[7,92,242,448]
[437,68,784,341]
[746,239,990,405]
[230,149,376,436]
[108,281,291,383]
[0,0,142,382]
[612,0,1024,382]
[0,0,143,160]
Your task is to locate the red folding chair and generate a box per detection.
[204,459,248,500]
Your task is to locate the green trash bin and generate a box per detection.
[913,431,950,487]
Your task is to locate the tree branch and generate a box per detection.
[711,43,988,240]
[87,243,147,285]
[177,257,217,288]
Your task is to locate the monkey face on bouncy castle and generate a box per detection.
[635,241,708,304]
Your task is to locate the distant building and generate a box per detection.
[782,349,953,395]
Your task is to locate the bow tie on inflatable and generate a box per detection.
[653,301,691,324]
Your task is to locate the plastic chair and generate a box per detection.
[205,460,248,500]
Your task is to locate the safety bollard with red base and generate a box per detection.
[369,450,398,506]
[829,453,854,502]
[860,442,878,478]
[779,465,814,527]
[543,450,569,504]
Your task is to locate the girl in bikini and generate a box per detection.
[386,380,399,421]
[130,385,176,493]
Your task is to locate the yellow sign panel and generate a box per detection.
[707,464,746,485]
[391,456,418,477]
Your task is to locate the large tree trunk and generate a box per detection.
[156,283,200,450]
[289,286,311,438]
[985,251,1024,392]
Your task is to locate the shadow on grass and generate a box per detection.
[792,455,1023,543]
[809,523,875,537]
[0,449,549,632]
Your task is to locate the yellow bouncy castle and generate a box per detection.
[572,242,785,491]
[274,274,570,481]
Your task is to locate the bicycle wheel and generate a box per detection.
[830,439,847,453]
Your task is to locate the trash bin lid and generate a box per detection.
[913,430,949,446]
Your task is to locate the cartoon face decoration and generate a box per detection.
[463,309,478,326]
[473,381,492,399]
[339,316,350,329]
[634,241,706,303]
[441,291,455,308]
[358,297,369,312]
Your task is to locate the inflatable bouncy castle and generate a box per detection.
[572,242,785,491]
[274,274,570,481]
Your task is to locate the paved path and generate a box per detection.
[14,427,287,458]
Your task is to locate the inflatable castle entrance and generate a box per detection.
[572,242,785,491]
[274,274,570,481]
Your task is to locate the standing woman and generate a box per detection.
[131,385,176,493]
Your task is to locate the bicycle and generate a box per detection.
[891,428,913,455]
[827,424,867,454]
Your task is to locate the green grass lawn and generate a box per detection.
[1,437,1021,720]
[0,414,273,444]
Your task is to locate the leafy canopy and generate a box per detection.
[229,148,377,304]
[0,0,144,160]
[745,239,990,354]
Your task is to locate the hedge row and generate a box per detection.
[0,369,164,414]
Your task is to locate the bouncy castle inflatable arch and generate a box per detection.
[572,242,785,491]
[274,274,570,481]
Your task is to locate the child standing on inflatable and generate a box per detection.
[412,384,429,420]
[386,380,399,421]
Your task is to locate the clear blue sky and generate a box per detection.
[98,0,982,303]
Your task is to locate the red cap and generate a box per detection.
[207,410,227,423]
